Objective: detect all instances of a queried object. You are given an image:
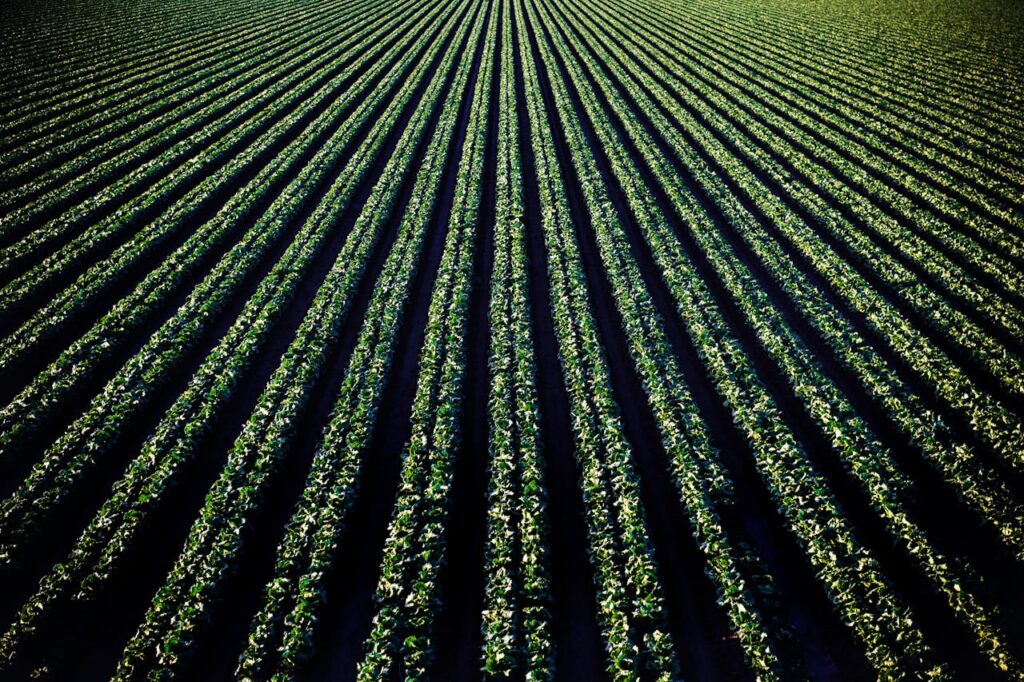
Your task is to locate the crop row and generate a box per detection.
[0,0,396,278]
[0,0,269,127]
[591,0,1024,546]
[534,8,803,680]
[514,0,681,676]
[0,7,471,661]
[538,0,1020,672]
[0,0,436,486]
[357,5,498,675]
[0,0,411,351]
[606,0,1024,565]
[0,0,457,572]
[229,1,488,677]
[604,0,1024,278]
[692,0,1024,148]
[526,0,980,676]
[605,0,1024,480]
[617,9,1024,312]
[0,0,374,205]
[612,9,1024,403]
[685,0,1024,179]
[0,0,342,169]
[0,0,1020,678]
[479,2,553,675]
[647,0,1024,203]
[107,1,485,678]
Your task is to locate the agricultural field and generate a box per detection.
[0,0,1022,678]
